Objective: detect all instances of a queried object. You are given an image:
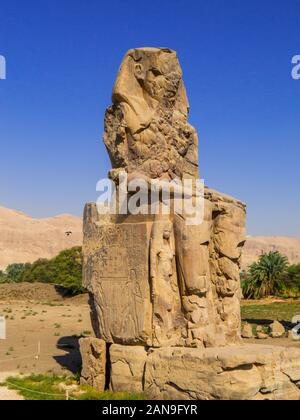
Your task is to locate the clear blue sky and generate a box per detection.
[0,0,299,235]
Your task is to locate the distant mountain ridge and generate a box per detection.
[0,206,82,270]
[0,206,299,271]
[241,235,300,269]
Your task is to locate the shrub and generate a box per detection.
[0,247,84,295]
[286,264,300,291]
[242,251,289,299]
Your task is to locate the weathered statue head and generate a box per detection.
[113,48,188,111]
[104,48,199,181]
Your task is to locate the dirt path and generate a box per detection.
[0,296,92,376]
[0,295,92,400]
[0,372,24,400]
[0,387,23,400]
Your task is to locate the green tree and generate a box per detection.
[20,247,83,295]
[5,263,30,283]
[242,251,289,299]
[0,270,7,283]
[49,247,83,295]
[21,259,52,284]
[286,264,300,291]
[0,247,84,295]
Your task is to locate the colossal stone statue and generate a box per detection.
[84,48,245,349]
[81,48,300,400]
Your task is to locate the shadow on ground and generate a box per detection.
[54,336,82,374]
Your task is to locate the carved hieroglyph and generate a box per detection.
[83,208,153,346]
[104,48,199,182]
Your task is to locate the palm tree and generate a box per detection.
[242,251,289,299]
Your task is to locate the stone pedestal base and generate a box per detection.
[79,338,106,391]
[108,344,300,400]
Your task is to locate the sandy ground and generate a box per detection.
[0,372,24,400]
[242,297,300,305]
[0,293,93,400]
[0,387,23,400]
[242,337,300,348]
[0,296,92,379]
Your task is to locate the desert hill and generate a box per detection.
[0,206,300,271]
[242,236,300,269]
[0,206,82,270]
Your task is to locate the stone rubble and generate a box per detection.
[269,321,286,338]
[241,323,253,339]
